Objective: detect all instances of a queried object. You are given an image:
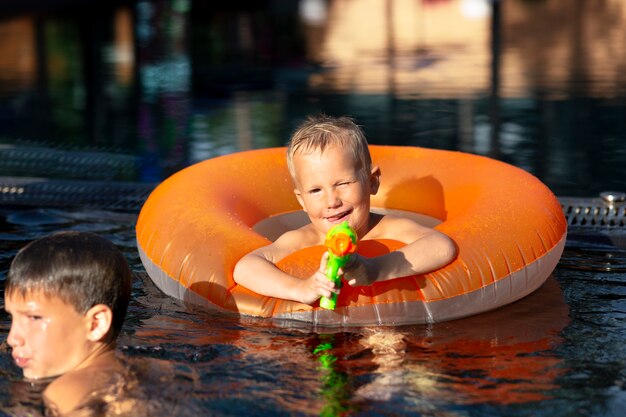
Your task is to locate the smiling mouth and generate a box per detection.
[326,209,352,223]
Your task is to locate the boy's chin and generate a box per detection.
[21,364,65,381]
[24,372,59,383]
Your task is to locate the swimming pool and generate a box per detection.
[1,0,625,415]
[0,205,624,416]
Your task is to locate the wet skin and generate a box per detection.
[5,292,95,380]
[292,144,380,240]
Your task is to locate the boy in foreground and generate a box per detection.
[4,231,132,415]
[234,114,457,305]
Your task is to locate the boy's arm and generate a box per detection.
[233,232,337,304]
[345,217,457,286]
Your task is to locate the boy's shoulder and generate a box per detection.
[373,213,419,230]
[274,224,323,250]
[369,213,435,243]
[254,223,323,263]
[44,351,125,414]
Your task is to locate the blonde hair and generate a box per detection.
[286,114,372,181]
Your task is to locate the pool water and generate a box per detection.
[1,0,626,416]
[1,207,624,416]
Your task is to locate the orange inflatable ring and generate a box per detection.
[136,146,567,326]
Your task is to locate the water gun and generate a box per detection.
[319,221,358,310]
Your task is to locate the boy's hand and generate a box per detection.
[343,254,378,287]
[299,252,341,305]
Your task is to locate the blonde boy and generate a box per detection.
[234,114,456,304]
[4,231,132,415]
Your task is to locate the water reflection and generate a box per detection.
[0,377,48,417]
[136,0,191,180]
[0,0,625,195]
[352,277,568,407]
[312,334,353,417]
[314,277,568,413]
[119,275,568,414]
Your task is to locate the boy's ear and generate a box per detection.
[294,189,307,212]
[369,165,381,195]
[85,304,113,342]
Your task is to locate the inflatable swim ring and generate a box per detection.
[136,146,567,326]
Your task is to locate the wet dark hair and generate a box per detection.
[5,231,132,341]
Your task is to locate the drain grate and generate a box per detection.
[0,177,156,212]
[0,144,139,181]
[560,192,626,229]
[2,177,626,225]
[559,192,626,272]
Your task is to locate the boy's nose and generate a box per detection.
[326,191,342,209]
[7,324,23,348]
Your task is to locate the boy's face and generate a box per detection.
[5,291,94,380]
[293,144,380,238]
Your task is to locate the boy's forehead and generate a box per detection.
[294,145,359,169]
[5,288,63,307]
[293,150,364,187]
